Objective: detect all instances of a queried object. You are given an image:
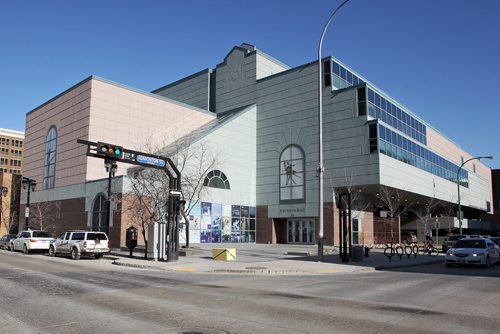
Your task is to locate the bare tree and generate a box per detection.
[172,142,219,248]
[126,176,164,259]
[439,195,457,234]
[411,199,440,240]
[128,134,220,249]
[30,201,61,234]
[1,205,18,234]
[330,169,372,245]
[376,185,412,244]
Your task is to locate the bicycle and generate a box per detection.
[384,242,405,261]
[418,241,439,256]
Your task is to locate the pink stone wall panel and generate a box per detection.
[426,127,491,180]
[24,81,92,188]
[86,79,216,181]
[24,78,216,189]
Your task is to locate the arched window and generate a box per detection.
[43,126,57,189]
[204,170,230,189]
[92,194,108,232]
[280,145,305,202]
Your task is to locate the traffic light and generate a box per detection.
[96,142,123,159]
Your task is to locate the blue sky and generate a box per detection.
[1,0,499,168]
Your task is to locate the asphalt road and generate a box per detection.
[1,250,499,333]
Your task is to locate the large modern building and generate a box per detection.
[20,43,495,247]
[0,128,24,175]
[0,128,24,235]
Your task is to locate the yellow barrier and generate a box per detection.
[212,248,236,261]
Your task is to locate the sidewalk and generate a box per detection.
[105,244,444,275]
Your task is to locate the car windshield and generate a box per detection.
[454,239,486,249]
[33,231,52,238]
[86,233,108,241]
[448,236,464,241]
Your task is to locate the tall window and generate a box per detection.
[92,194,108,232]
[280,145,305,202]
[204,170,230,189]
[43,126,57,189]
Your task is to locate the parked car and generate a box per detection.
[0,234,17,250]
[49,230,110,260]
[442,234,469,252]
[490,237,500,246]
[10,230,55,254]
[445,238,500,268]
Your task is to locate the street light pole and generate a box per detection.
[22,177,37,230]
[456,155,493,234]
[317,0,351,262]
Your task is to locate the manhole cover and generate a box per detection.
[172,328,229,334]
[245,266,267,270]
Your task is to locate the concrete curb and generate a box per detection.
[111,260,171,271]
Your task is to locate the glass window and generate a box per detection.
[333,62,340,75]
[43,126,57,189]
[381,111,387,123]
[368,89,375,103]
[379,140,386,154]
[340,66,346,80]
[346,71,353,84]
[280,145,305,202]
[386,128,391,142]
[379,125,385,139]
[204,170,231,190]
[375,93,380,107]
[368,104,376,117]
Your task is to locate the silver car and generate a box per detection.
[0,234,16,250]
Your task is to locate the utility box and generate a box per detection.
[352,245,363,262]
[212,248,236,261]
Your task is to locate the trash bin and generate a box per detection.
[352,245,364,262]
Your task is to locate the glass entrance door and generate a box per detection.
[287,219,315,244]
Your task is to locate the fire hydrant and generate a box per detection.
[364,246,371,257]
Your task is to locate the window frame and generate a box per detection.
[43,126,58,189]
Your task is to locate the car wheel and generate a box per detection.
[23,244,29,254]
[95,254,102,259]
[484,256,491,268]
[49,246,56,257]
[71,247,80,260]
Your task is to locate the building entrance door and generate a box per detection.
[287,219,315,244]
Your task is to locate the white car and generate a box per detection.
[49,230,110,260]
[10,230,55,254]
[445,238,500,268]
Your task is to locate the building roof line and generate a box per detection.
[151,68,212,94]
[27,75,215,117]
[0,128,25,138]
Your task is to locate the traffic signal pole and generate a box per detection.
[77,139,182,262]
